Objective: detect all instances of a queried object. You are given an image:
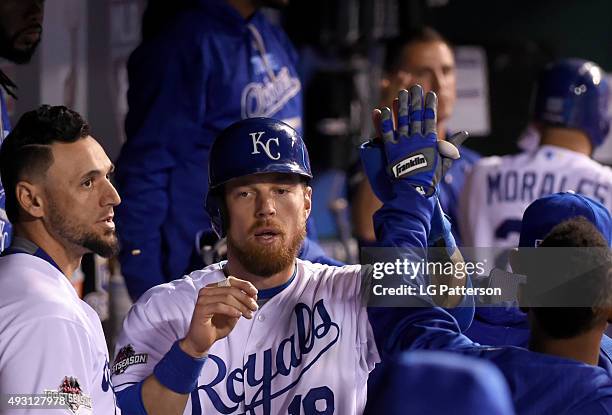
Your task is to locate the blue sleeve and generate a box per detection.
[114,28,206,300]
[369,185,476,354]
[368,304,476,360]
[298,237,344,266]
[116,382,147,414]
[373,185,435,249]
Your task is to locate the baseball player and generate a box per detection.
[114,0,309,302]
[112,85,465,414]
[460,58,612,249]
[351,27,480,247]
[0,106,120,414]
[0,0,45,252]
[466,191,612,352]
[369,214,612,414]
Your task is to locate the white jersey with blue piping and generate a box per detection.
[460,145,612,248]
[0,253,118,414]
[112,259,377,415]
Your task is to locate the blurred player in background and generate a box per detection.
[460,58,612,350]
[351,26,479,246]
[460,58,612,248]
[114,0,307,302]
[0,0,45,252]
[0,106,120,413]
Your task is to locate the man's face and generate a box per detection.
[0,0,44,64]
[396,41,456,123]
[43,136,121,258]
[224,173,311,277]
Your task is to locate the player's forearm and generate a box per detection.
[142,375,190,415]
[140,340,207,414]
[374,185,435,249]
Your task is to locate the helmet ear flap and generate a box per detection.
[206,187,227,238]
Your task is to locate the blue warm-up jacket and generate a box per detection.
[114,0,303,300]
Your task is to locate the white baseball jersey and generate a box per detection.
[113,259,378,415]
[0,254,119,415]
[460,145,612,248]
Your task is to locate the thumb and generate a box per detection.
[447,131,469,148]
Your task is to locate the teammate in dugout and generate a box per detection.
[111,85,468,414]
[460,58,612,248]
[369,216,612,414]
[0,106,120,414]
[0,0,45,252]
[114,0,335,303]
[351,27,480,247]
[459,58,612,348]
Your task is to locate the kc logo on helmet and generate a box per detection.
[250,131,281,160]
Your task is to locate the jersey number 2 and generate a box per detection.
[288,386,334,414]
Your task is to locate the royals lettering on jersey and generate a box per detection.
[113,260,378,415]
[460,145,612,248]
[241,67,301,120]
[193,299,339,414]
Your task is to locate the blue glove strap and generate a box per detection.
[153,340,207,394]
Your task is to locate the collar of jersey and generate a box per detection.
[257,262,297,300]
[1,236,63,274]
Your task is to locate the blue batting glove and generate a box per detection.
[381,86,440,196]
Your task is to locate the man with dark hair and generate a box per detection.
[351,26,479,246]
[0,0,45,252]
[370,213,612,413]
[0,105,120,413]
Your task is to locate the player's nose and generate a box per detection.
[255,193,276,218]
[101,180,122,207]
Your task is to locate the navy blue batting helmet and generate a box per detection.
[206,117,312,237]
[533,58,610,149]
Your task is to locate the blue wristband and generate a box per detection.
[153,340,207,394]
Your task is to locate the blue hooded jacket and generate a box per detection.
[114,0,303,300]
[0,91,12,251]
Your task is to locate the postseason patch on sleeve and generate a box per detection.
[112,344,148,375]
[44,376,93,414]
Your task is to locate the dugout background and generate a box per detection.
[2,0,612,338]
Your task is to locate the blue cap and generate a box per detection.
[365,351,514,415]
[519,192,612,247]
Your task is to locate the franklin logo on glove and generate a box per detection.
[392,154,428,178]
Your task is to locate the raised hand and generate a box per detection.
[180,277,259,357]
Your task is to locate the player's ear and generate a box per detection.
[302,185,312,219]
[15,180,45,219]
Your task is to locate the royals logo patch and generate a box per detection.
[44,376,92,414]
[112,344,148,375]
